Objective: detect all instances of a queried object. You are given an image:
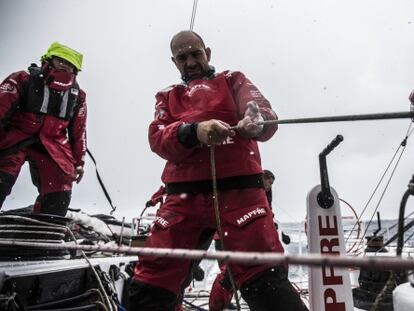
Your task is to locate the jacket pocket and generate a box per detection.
[153,208,185,230]
[222,205,268,228]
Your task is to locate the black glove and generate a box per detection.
[282,231,291,245]
[193,265,205,281]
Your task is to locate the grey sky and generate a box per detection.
[1,0,413,223]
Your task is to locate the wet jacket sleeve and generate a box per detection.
[229,71,278,141]
[68,90,87,168]
[148,91,199,162]
[0,71,28,129]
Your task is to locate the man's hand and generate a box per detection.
[75,166,84,183]
[196,119,235,145]
[237,101,264,138]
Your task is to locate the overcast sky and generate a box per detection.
[1,0,413,223]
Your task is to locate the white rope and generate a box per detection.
[0,224,64,230]
[0,238,64,243]
[2,240,414,270]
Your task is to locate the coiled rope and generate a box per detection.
[0,215,115,311]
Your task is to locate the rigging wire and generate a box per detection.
[189,0,199,30]
[378,210,414,236]
[345,121,413,244]
[339,198,362,254]
[359,123,413,238]
[273,201,298,223]
[370,175,414,311]
[353,144,409,253]
[404,230,414,246]
[371,215,414,254]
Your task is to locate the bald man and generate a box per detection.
[129,30,307,311]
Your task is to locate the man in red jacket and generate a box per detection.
[129,30,306,310]
[0,42,87,216]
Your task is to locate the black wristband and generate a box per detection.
[177,122,199,148]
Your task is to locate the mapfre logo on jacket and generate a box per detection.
[186,83,213,97]
[155,216,169,228]
[236,207,267,225]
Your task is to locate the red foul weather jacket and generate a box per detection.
[149,70,277,183]
[0,70,87,175]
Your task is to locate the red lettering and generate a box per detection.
[324,288,346,311]
[322,265,343,285]
[320,238,340,254]
[318,216,338,235]
[320,238,342,285]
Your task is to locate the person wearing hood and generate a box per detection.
[129,30,306,311]
[0,42,87,216]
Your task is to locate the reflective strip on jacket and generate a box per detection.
[0,70,87,175]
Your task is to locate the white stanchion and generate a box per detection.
[393,283,414,311]
[307,185,354,311]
